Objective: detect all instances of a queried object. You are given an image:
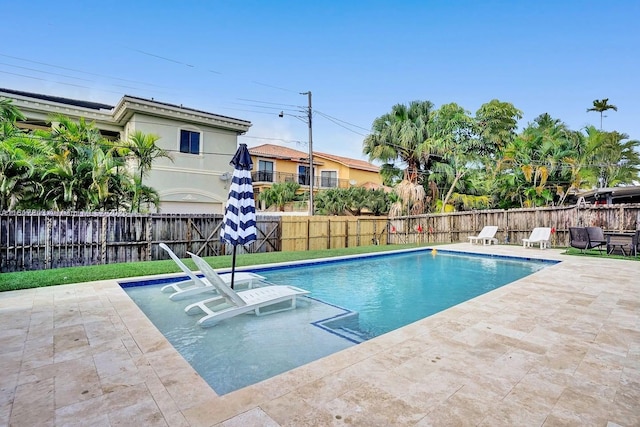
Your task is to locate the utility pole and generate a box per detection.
[301,91,313,216]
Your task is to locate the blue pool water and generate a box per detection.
[122,249,552,395]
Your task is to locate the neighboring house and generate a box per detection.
[570,186,640,205]
[248,143,382,206]
[1,88,251,214]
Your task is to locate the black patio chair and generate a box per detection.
[569,227,591,252]
[585,226,607,254]
[629,230,640,257]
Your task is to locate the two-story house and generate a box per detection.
[1,88,251,214]
[248,143,382,207]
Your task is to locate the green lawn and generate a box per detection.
[563,247,639,259]
[1,244,636,293]
[0,244,427,292]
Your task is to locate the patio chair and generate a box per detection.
[522,227,551,249]
[468,226,499,245]
[585,227,607,254]
[629,230,640,257]
[158,243,264,301]
[569,227,599,253]
[185,252,310,327]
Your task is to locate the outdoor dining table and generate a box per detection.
[604,232,634,256]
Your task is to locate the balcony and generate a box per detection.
[252,171,351,189]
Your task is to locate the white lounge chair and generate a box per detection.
[468,226,499,245]
[185,252,310,327]
[522,227,551,249]
[158,243,265,301]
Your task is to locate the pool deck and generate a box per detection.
[1,244,638,426]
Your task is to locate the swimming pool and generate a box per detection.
[122,249,553,395]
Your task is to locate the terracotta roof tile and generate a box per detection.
[248,144,310,161]
[314,151,379,172]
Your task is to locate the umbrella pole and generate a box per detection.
[231,245,237,289]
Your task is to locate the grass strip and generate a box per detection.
[2,243,635,292]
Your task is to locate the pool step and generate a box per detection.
[331,326,369,343]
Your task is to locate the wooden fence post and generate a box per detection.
[307,218,310,251]
[100,216,107,265]
[345,219,349,247]
[327,218,331,249]
[187,218,193,252]
[146,215,152,261]
[45,215,52,270]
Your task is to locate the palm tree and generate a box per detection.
[365,189,391,216]
[492,114,574,208]
[587,98,617,130]
[0,137,38,210]
[363,100,434,184]
[363,101,436,216]
[124,131,172,212]
[314,188,348,215]
[0,99,26,123]
[258,182,299,211]
[580,126,640,188]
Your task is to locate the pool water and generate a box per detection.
[122,249,551,395]
[263,251,548,341]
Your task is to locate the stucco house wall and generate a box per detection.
[122,112,241,213]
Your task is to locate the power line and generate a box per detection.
[315,110,371,132]
[251,81,299,93]
[0,70,125,96]
[315,111,369,137]
[127,48,196,68]
[2,49,372,147]
[0,62,93,83]
[239,135,305,144]
[236,98,301,109]
[0,53,167,88]
[227,102,300,113]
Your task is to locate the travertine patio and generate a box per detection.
[1,244,638,426]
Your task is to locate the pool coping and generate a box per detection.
[2,243,638,426]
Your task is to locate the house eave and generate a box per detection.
[1,89,115,126]
[112,96,251,134]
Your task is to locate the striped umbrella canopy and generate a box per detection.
[220,143,257,288]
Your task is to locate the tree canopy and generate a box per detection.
[364,98,639,215]
[0,101,165,212]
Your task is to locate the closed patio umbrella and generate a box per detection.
[220,143,257,288]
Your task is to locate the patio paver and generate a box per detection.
[1,244,638,426]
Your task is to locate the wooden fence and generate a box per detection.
[0,212,281,273]
[3,204,639,272]
[388,204,640,247]
[0,212,388,272]
[280,216,389,251]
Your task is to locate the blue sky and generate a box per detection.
[2,1,638,161]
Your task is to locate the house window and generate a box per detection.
[321,171,337,188]
[257,160,274,182]
[179,130,200,154]
[298,165,310,185]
